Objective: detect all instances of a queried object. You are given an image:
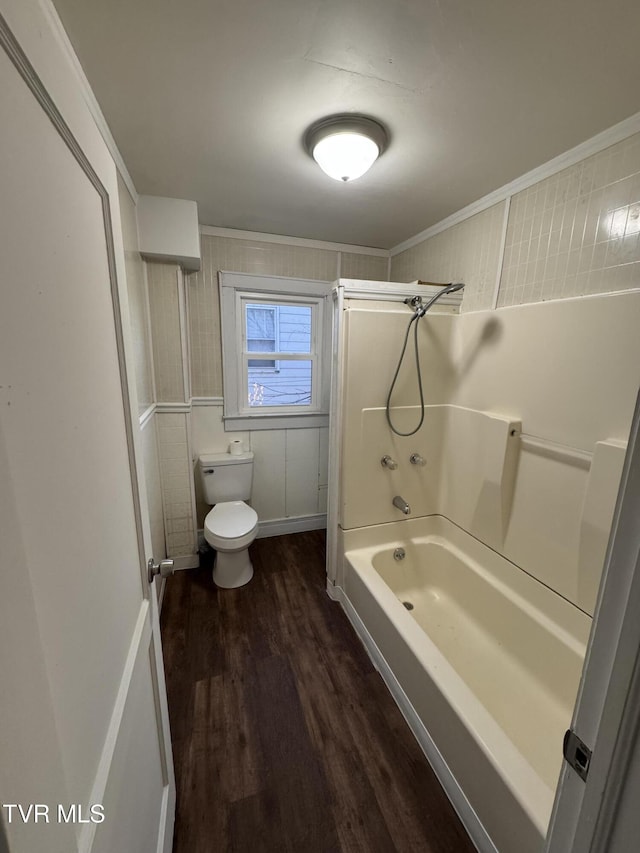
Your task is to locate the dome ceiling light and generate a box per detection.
[303,114,389,183]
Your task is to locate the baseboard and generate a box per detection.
[255,514,327,539]
[170,553,200,571]
[330,583,497,853]
[156,782,175,853]
[326,578,341,602]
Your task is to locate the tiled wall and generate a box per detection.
[340,251,389,281]
[499,133,640,307]
[189,233,388,398]
[391,203,506,312]
[390,131,640,311]
[117,175,154,414]
[147,262,185,402]
[156,412,197,557]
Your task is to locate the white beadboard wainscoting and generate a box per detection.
[191,403,328,539]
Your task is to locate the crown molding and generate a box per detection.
[391,110,640,256]
[199,225,389,257]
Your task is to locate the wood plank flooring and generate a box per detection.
[161,530,475,853]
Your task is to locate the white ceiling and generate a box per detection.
[53,0,640,250]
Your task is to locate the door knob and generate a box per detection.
[148,558,175,584]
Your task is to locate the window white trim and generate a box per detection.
[219,272,332,430]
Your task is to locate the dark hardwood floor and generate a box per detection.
[161,530,475,853]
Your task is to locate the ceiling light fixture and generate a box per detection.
[304,114,389,183]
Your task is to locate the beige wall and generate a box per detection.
[391,203,506,312]
[145,260,198,558]
[340,251,389,281]
[391,131,640,311]
[147,261,185,403]
[143,232,386,546]
[117,175,154,414]
[184,233,386,532]
[499,133,640,306]
[116,177,167,564]
[188,233,388,398]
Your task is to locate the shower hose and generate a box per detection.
[385,283,464,436]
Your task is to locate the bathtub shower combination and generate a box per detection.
[327,280,635,853]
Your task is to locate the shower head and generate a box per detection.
[415,281,465,317]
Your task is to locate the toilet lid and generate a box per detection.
[205,501,258,539]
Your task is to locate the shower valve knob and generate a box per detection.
[381,455,398,470]
[410,453,426,466]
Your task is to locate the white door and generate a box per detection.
[545,389,640,852]
[0,6,174,853]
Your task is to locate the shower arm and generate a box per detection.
[414,281,465,317]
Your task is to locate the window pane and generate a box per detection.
[248,360,312,407]
[246,305,275,348]
[277,305,311,353]
[247,339,275,353]
[246,304,277,367]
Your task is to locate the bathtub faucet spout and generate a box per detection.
[392,495,411,515]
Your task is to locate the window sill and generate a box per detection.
[223,412,329,431]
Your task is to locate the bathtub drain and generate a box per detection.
[402,601,414,611]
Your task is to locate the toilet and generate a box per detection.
[198,451,258,588]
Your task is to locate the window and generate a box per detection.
[220,272,332,430]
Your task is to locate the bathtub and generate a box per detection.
[340,515,591,853]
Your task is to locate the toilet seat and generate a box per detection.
[204,501,258,551]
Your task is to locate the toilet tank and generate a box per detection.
[198,451,254,504]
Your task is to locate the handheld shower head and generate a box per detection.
[415,281,465,317]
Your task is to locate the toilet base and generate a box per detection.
[212,548,254,589]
